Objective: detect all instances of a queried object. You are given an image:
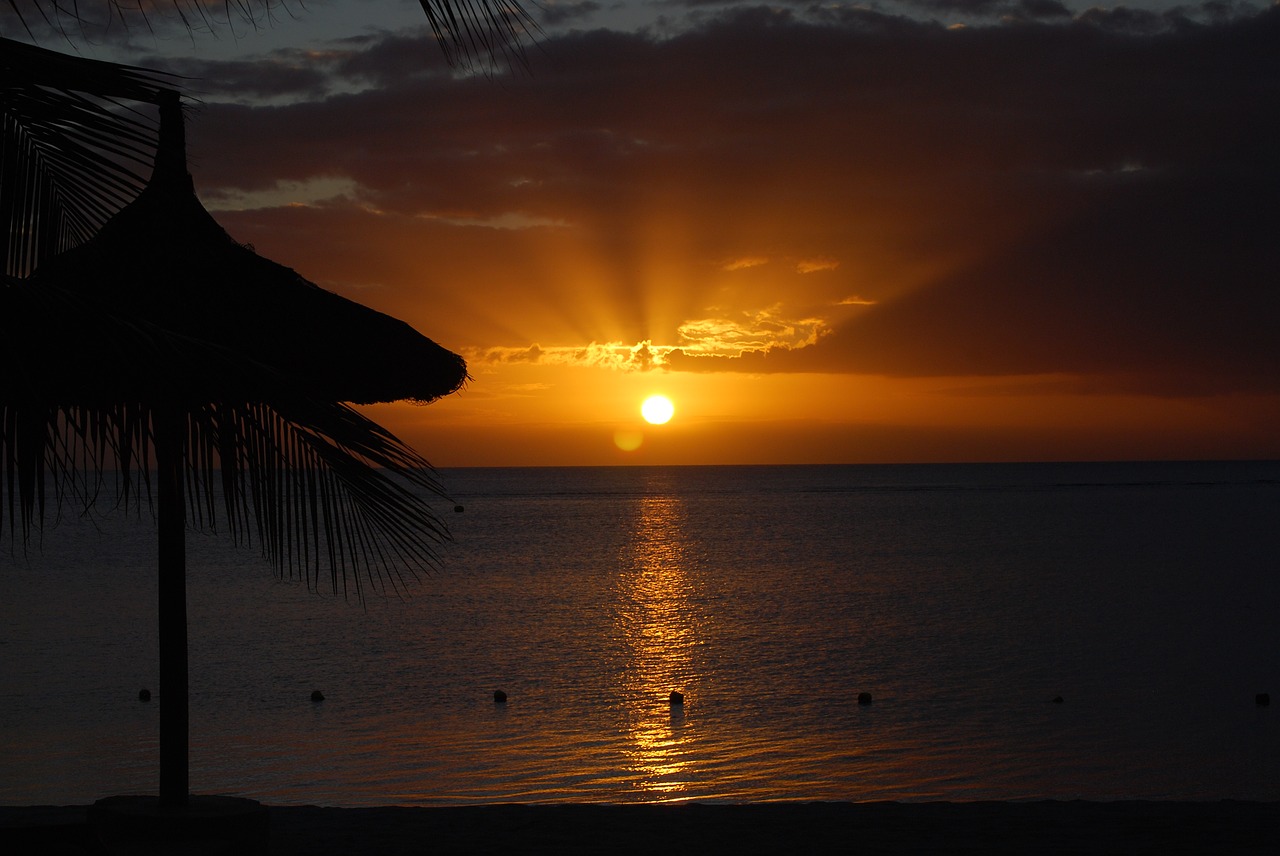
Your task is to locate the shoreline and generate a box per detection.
[3,800,1276,854]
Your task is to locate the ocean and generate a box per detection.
[1,461,1277,806]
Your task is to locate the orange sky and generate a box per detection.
[19,3,1279,466]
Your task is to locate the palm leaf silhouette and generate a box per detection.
[5,0,539,69]
[2,274,454,595]
[1,38,170,275]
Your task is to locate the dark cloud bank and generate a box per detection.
[184,4,1279,394]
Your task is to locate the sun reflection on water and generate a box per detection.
[615,490,699,798]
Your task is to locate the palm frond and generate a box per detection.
[418,0,541,71]
[2,274,452,599]
[192,396,453,600]
[1,401,453,601]
[2,37,174,276]
[5,0,540,69]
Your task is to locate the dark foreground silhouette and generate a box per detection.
[2,800,1276,854]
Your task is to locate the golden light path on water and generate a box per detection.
[616,491,696,798]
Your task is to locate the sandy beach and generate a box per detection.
[3,800,1276,855]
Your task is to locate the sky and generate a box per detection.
[6,0,1279,466]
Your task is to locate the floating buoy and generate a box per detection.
[1258,693,1271,707]
[454,505,465,513]
[1051,696,1065,704]
[494,690,507,703]
[669,691,684,705]
[857,692,873,705]
[138,688,151,702]
[310,690,325,702]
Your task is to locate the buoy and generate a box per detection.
[454,505,465,513]
[1258,693,1271,707]
[669,691,684,705]
[310,690,325,702]
[857,692,873,705]
[138,688,151,702]
[1051,696,1065,704]
[494,690,507,703]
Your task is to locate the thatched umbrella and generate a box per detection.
[9,88,469,809]
[28,90,467,405]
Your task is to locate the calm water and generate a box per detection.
[1,462,1278,806]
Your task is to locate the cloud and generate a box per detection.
[722,256,769,271]
[797,259,839,274]
[539,0,603,26]
[897,0,1073,19]
[466,301,833,369]
[183,5,1277,396]
[204,176,360,211]
[678,306,830,353]
[468,341,664,371]
[477,344,546,363]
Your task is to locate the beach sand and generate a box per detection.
[3,800,1276,854]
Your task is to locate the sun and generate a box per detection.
[641,394,675,425]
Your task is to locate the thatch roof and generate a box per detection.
[26,92,467,406]
[1,274,275,404]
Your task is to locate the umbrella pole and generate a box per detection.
[156,405,189,807]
